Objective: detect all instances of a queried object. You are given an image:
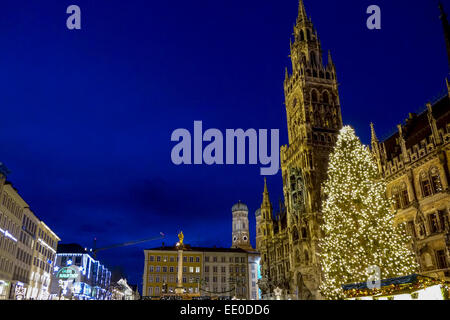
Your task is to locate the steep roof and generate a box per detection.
[382,94,450,161]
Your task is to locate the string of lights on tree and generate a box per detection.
[318,126,418,300]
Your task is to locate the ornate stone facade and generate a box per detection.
[369,2,450,283]
[371,91,450,281]
[256,0,450,300]
[256,0,342,300]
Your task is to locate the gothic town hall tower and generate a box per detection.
[256,0,343,300]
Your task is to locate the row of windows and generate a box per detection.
[205,256,246,263]
[61,255,81,265]
[35,241,55,262]
[408,210,449,238]
[19,230,33,248]
[38,229,56,250]
[22,214,37,236]
[204,265,246,274]
[0,257,13,273]
[149,266,201,274]
[391,167,443,209]
[0,235,16,256]
[33,257,51,273]
[1,192,24,221]
[0,211,20,238]
[13,265,30,283]
[148,255,248,264]
[149,255,200,263]
[16,247,32,266]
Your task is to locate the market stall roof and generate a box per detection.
[342,274,450,299]
[342,274,420,291]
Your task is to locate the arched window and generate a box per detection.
[304,250,309,265]
[420,171,432,198]
[392,186,401,210]
[399,183,409,208]
[301,227,307,239]
[293,228,299,241]
[430,167,443,194]
[306,29,311,41]
[322,92,329,104]
[311,90,318,103]
[299,30,305,41]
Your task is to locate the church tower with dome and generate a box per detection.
[231,201,253,250]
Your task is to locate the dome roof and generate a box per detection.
[255,209,261,217]
[232,201,248,212]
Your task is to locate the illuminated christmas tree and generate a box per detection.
[319,126,417,299]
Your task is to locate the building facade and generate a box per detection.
[256,0,342,300]
[50,244,111,300]
[111,278,138,300]
[143,246,202,297]
[256,1,450,300]
[369,2,450,283]
[28,221,60,299]
[0,182,27,299]
[0,164,60,300]
[143,202,260,300]
[15,207,38,300]
[143,245,259,300]
[371,95,450,279]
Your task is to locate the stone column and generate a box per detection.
[175,248,183,295]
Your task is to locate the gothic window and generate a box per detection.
[295,250,301,263]
[438,210,449,230]
[407,221,416,238]
[299,30,305,41]
[428,213,439,234]
[399,183,409,208]
[319,71,324,78]
[392,186,401,210]
[293,228,299,241]
[420,171,432,198]
[326,72,330,79]
[304,250,309,265]
[436,250,448,269]
[430,167,443,194]
[301,227,307,239]
[312,70,318,77]
[306,69,311,77]
[306,29,311,41]
[322,92,329,104]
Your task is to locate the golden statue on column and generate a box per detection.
[178,231,184,246]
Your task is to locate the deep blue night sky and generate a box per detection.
[0,0,449,289]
